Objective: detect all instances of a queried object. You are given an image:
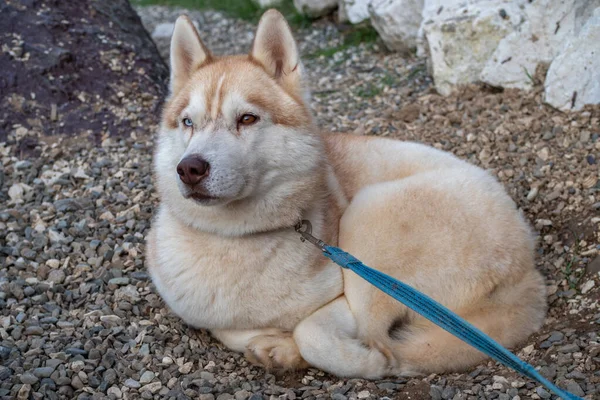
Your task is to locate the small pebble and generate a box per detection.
[125,378,141,388]
[139,370,155,384]
[20,372,39,385]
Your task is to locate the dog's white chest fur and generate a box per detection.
[148,207,343,331]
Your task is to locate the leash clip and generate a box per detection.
[295,220,328,252]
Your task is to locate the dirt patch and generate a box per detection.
[0,0,168,154]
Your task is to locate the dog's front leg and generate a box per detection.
[211,328,308,371]
[294,296,393,379]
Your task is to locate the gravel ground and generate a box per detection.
[1,6,599,400]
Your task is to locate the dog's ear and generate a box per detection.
[169,15,212,94]
[250,10,304,96]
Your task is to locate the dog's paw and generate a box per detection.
[245,334,309,371]
[367,338,399,371]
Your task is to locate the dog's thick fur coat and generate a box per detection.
[147,10,547,378]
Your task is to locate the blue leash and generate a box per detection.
[295,221,582,400]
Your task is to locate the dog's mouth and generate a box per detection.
[183,192,220,205]
[185,191,218,203]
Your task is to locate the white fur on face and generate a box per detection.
[154,77,323,235]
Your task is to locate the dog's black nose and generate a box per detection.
[177,156,210,185]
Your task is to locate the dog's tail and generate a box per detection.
[390,268,547,376]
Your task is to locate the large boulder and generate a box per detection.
[294,0,338,18]
[416,0,468,57]
[339,0,371,23]
[369,0,424,53]
[544,7,600,111]
[420,0,524,95]
[481,0,600,90]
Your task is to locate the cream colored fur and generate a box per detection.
[146,10,547,378]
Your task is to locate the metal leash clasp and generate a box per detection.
[295,220,328,252]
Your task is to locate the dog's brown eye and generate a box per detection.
[238,114,258,127]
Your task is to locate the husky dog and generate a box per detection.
[146,10,546,378]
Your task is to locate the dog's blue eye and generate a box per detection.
[183,118,193,127]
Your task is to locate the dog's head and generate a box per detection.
[155,10,326,235]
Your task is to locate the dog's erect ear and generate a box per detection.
[170,15,212,94]
[250,10,304,96]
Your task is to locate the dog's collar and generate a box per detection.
[294,219,327,251]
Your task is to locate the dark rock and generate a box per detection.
[0,366,12,381]
[33,367,55,378]
[103,368,117,384]
[430,385,443,400]
[441,386,456,399]
[587,256,600,275]
[24,325,44,335]
[565,381,585,397]
[548,331,564,343]
[558,343,580,353]
[0,345,12,360]
[65,348,88,356]
[539,365,557,379]
[40,378,57,391]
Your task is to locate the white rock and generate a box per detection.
[139,371,155,384]
[48,230,66,243]
[73,167,90,179]
[71,360,85,373]
[537,147,550,161]
[100,315,122,324]
[40,170,64,186]
[252,0,282,6]
[369,0,424,52]
[581,279,595,294]
[417,0,466,57]
[152,20,200,39]
[526,187,539,201]
[33,218,46,233]
[294,0,338,17]
[8,183,31,202]
[141,382,162,394]
[339,0,371,23]
[179,361,194,374]
[421,0,525,95]
[522,344,535,355]
[99,211,115,221]
[545,7,600,111]
[481,0,600,90]
[107,387,122,399]
[151,23,175,39]
[114,285,141,303]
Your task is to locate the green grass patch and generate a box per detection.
[353,70,400,98]
[132,0,313,28]
[562,234,584,290]
[355,82,382,98]
[405,63,426,81]
[305,25,379,59]
[342,25,379,47]
[380,72,397,88]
